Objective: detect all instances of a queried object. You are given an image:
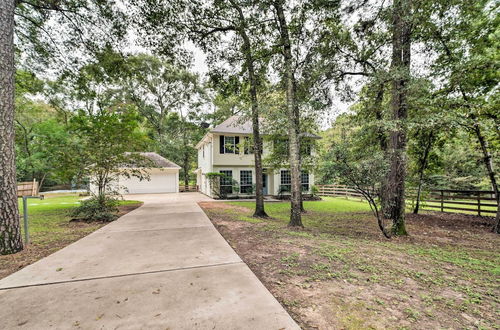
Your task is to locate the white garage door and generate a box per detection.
[120,172,177,194]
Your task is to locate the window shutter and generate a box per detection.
[220,135,225,154]
[235,136,240,153]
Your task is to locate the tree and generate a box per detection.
[421,0,500,232]
[14,71,74,189]
[0,0,23,255]
[14,0,127,72]
[160,112,206,186]
[133,0,271,217]
[69,109,151,205]
[273,0,303,227]
[384,0,412,236]
[321,135,392,238]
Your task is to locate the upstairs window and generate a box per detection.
[219,135,239,154]
[244,136,254,154]
[301,140,312,156]
[240,170,253,194]
[274,138,289,155]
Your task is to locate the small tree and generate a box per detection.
[69,109,151,209]
[322,143,392,238]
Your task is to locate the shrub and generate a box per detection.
[71,195,119,222]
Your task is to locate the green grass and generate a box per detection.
[18,196,140,234]
[229,197,371,220]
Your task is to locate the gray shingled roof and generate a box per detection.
[123,152,181,169]
[210,116,254,134]
[210,115,321,139]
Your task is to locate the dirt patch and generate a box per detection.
[0,202,142,280]
[200,202,499,330]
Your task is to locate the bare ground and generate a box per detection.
[199,201,500,330]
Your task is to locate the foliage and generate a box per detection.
[205,172,240,199]
[321,139,392,238]
[68,109,151,199]
[71,195,120,222]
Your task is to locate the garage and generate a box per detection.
[119,169,179,194]
[89,152,181,195]
[117,152,180,194]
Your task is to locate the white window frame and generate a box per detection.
[240,170,253,194]
[224,136,237,154]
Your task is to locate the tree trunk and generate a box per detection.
[373,83,390,217]
[0,0,23,255]
[413,131,434,214]
[230,2,268,218]
[274,0,302,227]
[386,0,411,236]
[472,119,500,233]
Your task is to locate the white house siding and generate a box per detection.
[118,168,179,194]
[196,132,315,198]
[197,136,214,196]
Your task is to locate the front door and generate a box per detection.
[262,174,268,195]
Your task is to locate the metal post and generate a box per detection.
[21,195,44,245]
[23,196,29,245]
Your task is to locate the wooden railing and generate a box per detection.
[17,180,39,197]
[179,185,198,192]
[316,184,498,216]
[411,189,497,216]
[316,184,366,200]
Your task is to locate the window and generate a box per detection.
[280,170,291,193]
[301,171,310,192]
[240,170,253,194]
[244,136,254,154]
[301,140,312,156]
[274,139,289,155]
[202,145,205,158]
[220,136,239,154]
[219,170,233,195]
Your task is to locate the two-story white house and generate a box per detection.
[195,115,319,198]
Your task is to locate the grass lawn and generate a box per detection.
[200,197,499,330]
[0,195,141,280]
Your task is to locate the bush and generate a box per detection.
[71,195,119,222]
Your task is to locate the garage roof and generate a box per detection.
[124,152,181,169]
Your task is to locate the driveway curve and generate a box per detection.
[0,192,299,329]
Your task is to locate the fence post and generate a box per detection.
[440,190,444,212]
[477,192,481,217]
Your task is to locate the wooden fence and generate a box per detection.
[179,185,198,192]
[17,180,39,197]
[316,184,366,200]
[316,184,498,216]
[412,189,497,216]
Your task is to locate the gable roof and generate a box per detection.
[210,116,254,134]
[123,152,181,169]
[210,115,321,139]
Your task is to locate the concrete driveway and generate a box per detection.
[0,193,299,329]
